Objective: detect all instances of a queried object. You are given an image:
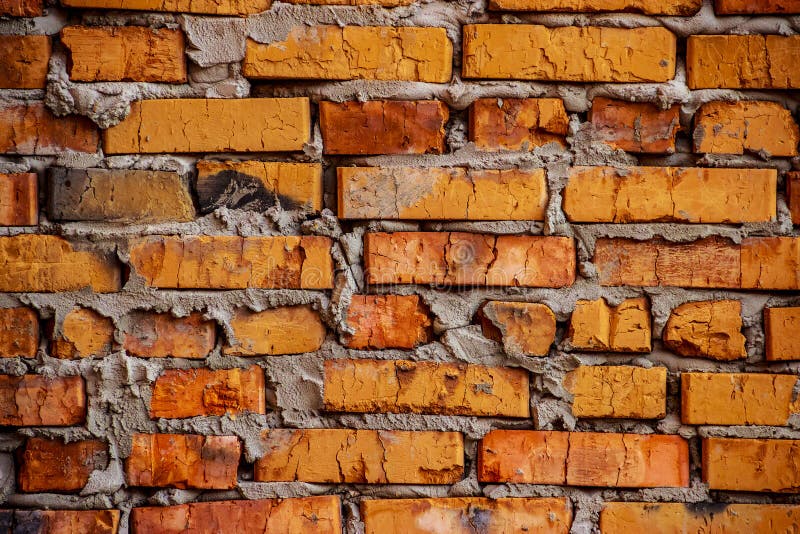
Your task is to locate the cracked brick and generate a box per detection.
[488,0,700,13]
[663,300,746,360]
[477,301,556,356]
[787,172,800,225]
[60,0,270,14]
[0,173,37,226]
[741,237,800,289]
[0,510,119,534]
[469,98,568,151]
[567,298,651,353]
[223,305,325,356]
[765,307,800,361]
[343,295,432,350]
[0,307,38,358]
[564,365,666,419]
[703,437,800,492]
[694,101,799,156]
[0,0,42,15]
[588,97,681,154]
[18,437,107,493]
[0,102,99,155]
[0,375,85,426]
[287,0,411,4]
[51,307,114,359]
[123,311,215,359]
[715,0,800,13]
[0,35,50,89]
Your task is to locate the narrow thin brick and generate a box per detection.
[223,306,326,356]
[477,301,556,356]
[564,366,667,419]
[488,0,701,14]
[694,101,799,156]
[122,312,215,359]
[343,295,432,350]
[0,0,43,16]
[0,103,99,155]
[588,97,681,154]
[0,307,38,358]
[51,307,115,359]
[60,0,271,14]
[715,0,800,14]
[18,438,106,492]
[788,172,800,225]
[663,300,746,360]
[567,298,651,353]
[0,375,85,426]
[0,173,38,226]
[0,35,50,89]
[469,98,568,151]
[0,510,119,534]
[765,307,800,361]
[703,437,800,492]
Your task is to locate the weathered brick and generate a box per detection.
[687,35,800,89]
[601,502,800,533]
[122,312,215,359]
[0,307,38,358]
[61,26,186,83]
[462,25,676,82]
[469,98,568,151]
[320,101,448,155]
[0,375,85,426]
[0,173,37,226]
[694,101,799,156]
[0,103,99,155]
[703,437,800,492]
[715,0,800,14]
[130,496,342,534]
[343,295,432,350]
[765,307,800,361]
[323,359,530,417]
[788,172,800,225]
[129,235,333,289]
[0,510,119,534]
[338,167,547,221]
[588,97,681,154]
[0,35,50,89]
[663,300,746,360]
[740,237,800,289]
[564,366,666,419]
[244,26,452,82]
[477,301,556,356]
[223,306,326,356]
[563,166,776,223]
[567,298,651,353]
[60,0,270,14]
[255,429,463,484]
[195,160,322,214]
[365,233,575,287]
[47,168,194,223]
[18,437,106,492]
[488,0,700,14]
[361,497,572,534]
[0,0,43,16]
[51,308,114,359]
[126,433,240,489]
[289,0,410,4]
[0,235,120,293]
[103,98,310,154]
[478,430,688,487]
[682,373,800,426]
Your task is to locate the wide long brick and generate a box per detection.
[344,295,432,350]
[103,98,310,153]
[477,301,556,356]
[694,101,799,157]
[339,167,547,221]
[567,298,651,353]
[256,429,463,484]
[564,365,666,419]
[122,312,215,358]
[51,307,115,359]
[61,0,270,14]
[128,235,333,289]
[478,430,688,487]
[223,306,326,355]
[488,0,701,14]
[0,510,119,534]
[0,0,43,16]
[323,359,530,417]
[687,35,800,89]
[703,437,800,492]
[0,35,50,89]
[130,496,342,534]
[126,433,240,489]
[365,232,575,287]
[361,497,572,534]
[563,166,776,223]
[462,25,675,82]
[469,98,568,151]
[243,26,452,82]
[765,307,800,361]
[663,300,745,360]
[0,307,38,358]
[18,437,106,492]
[0,375,85,426]
[1,103,99,155]
[588,97,681,154]
[0,173,38,226]
[715,0,800,14]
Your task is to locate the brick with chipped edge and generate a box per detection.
[477,301,556,356]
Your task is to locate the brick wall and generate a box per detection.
[0,0,799,532]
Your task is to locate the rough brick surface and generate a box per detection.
[694,101,799,157]
[477,301,556,356]
[663,300,746,360]
[0,35,50,89]
[343,294,432,349]
[51,307,115,359]
[567,298,651,353]
[244,26,452,82]
[223,305,326,355]
[18,437,106,492]
[0,307,38,358]
[588,97,681,154]
[0,375,85,426]
[123,312,216,358]
[365,232,575,287]
[0,510,119,534]
[463,25,676,81]
[323,359,530,416]
[469,98,568,151]
[479,430,689,487]
[60,0,270,14]
[0,103,99,155]
[788,172,800,225]
[703,437,800,492]
[255,429,464,484]
[715,0,800,14]
[488,0,700,13]
[320,100,448,155]
[741,237,800,290]
[564,365,666,419]
[0,0,42,16]
[338,167,547,221]
[0,173,38,226]
[764,307,800,361]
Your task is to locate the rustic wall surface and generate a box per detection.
[1,0,800,532]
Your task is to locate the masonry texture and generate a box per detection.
[0,0,799,533]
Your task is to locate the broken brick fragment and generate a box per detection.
[477,301,556,356]
[662,300,746,360]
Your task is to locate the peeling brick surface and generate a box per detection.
[0,0,42,16]
[765,307,800,361]
[61,0,271,14]
[51,307,115,359]
[488,0,700,13]
[0,510,120,534]
[715,0,800,13]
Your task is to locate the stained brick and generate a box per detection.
[122,312,215,359]
[715,0,800,14]
[764,307,800,361]
[0,0,43,16]
[588,97,681,154]
[223,306,326,356]
[0,307,38,358]
[60,0,270,14]
[0,35,50,89]
[477,301,556,356]
[694,101,799,156]
[0,375,85,426]
[788,172,800,225]
[564,366,667,419]
[51,307,114,359]
[469,98,568,151]
[663,300,746,360]
[18,437,106,492]
[343,295,432,350]
[703,437,800,492]
[0,103,99,155]
[0,510,119,534]
[488,0,701,14]
[567,298,651,353]
[0,173,38,226]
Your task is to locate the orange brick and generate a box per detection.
[788,172,800,225]
[0,173,37,226]
[488,0,700,14]
[256,429,463,484]
[288,0,410,4]
[0,307,38,358]
[0,35,50,89]
[765,307,800,361]
[122,312,215,359]
[563,166,776,223]
[104,98,309,154]
[0,375,85,426]
[463,25,675,82]
[243,26,452,82]
[564,366,666,419]
[129,235,333,289]
[150,366,265,419]
[687,35,800,89]
[478,430,688,487]
[323,359,530,417]
[126,433,240,489]
[60,0,270,14]
[567,298,651,353]
[703,437,800,492]
[741,237,800,290]
[51,307,114,359]
[0,510,119,534]
[0,102,99,155]
[477,301,556,356]
[663,300,746,360]
[223,306,326,356]
[0,0,43,16]
[588,97,681,154]
[61,26,186,83]
[18,437,106,492]
[694,101,799,156]
[130,496,342,534]
[682,372,800,425]
[715,0,800,13]
[361,497,572,534]
[344,294,432,350]
[601,502,800,533]
[320,101,448,155]
[365,232,575,287]
[195,160,322,214]
[469,98,568,151]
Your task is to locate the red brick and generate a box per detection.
[223,306,326,356]
[0,173,38,226]
[715,0,800,14]
[703,437,800,492]
[0,307,38,358]
[589,97,680,153]
[343,295,432,349]
[0,510,119,534]
[469,98,568,151]
[18,437,106,492]
[0,35,50,89]
[0,0,43,16]
[765,307,800,361]
[122,312,215,359]
[0,375,85,426]
[0,103,99,155]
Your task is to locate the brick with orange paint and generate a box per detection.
[0,510,120,534]
[0,0,43,16]
[61,0,270,13]
[715,0,800,14]
[564,365,667,419]
[18,437,107,492]
[764,307,800,361]
[488,0,700,14]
